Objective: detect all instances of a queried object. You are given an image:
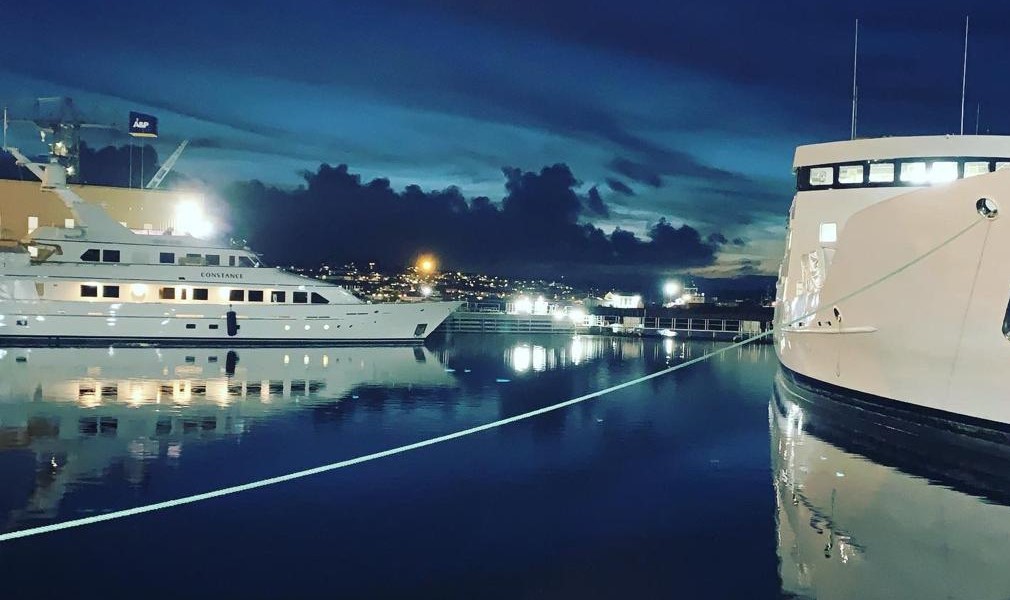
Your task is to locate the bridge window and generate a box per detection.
[838,164,863,184]
[102,249,120,263]
[868,162,894,183]
[997,162,1010,171]
[237,256,255,268]
[809,167,833,186]
[899,161,927,184]
[160,252,175,264]
[311,292,329,304]
[964,161,989,177]
[206,255,220,266]
[81,285,98,297]
[81,249,100,262]
[271,291,286,303]
[930,161,958,183]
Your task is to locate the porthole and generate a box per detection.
[977,197,999,219]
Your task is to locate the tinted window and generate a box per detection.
[229,289,245,302]
[248,290,264,302]
[229,256,236,266]
[193,288,209,301]
[293,292,308,303]
[102,250,120,263]
[238,256,255,268]
[81,249,100,262]
[311,292,329,304]
[102,285,120,298]
[206,255,220,266]
[81,285,98,297]
[271,291,286,303]
[160,252,175,264]
[160,287,176,300]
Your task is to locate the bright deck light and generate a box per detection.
[175,199,213,238]
[663,281,681,297]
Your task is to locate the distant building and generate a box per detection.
[601,291,644,309]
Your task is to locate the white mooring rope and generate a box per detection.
[0,217,986,542]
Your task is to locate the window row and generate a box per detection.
[76,248,259,267]
[797,157,1010,190]
[79,284,329,304]
[159,252,258,267]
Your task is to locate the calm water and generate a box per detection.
[0,334,1006,599]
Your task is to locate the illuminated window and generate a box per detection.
[899,162,927,184]
[293,292,308,304]
[930,161,958,184]
[868,162,894,182]
[160,288,176,300]
[28,216,38,233]
[229,289,245,302]
[64,219,75,228]
[102,285,120,298]
[838,165,864,184]
[102,250,120,263]
[81,285,98,298]
[964,161,989,177]
[271,291,286,303]
[248,290,264,302]
[809,167,833,186]
[819,222,838,244]
[160,252,175,264]
[997,162,1010,171]
[193,288,209,301]
[81,249,100,262]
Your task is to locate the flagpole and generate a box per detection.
[960,15,969,135]
[850,19,859,140]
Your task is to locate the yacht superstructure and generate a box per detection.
[0,150,460,345]
[775,135,1010,425]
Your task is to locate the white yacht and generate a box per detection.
[775,135,1010,426]
[0,150,460,345]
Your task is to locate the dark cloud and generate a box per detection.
[605,178,634,196]
[609,157,662,187]
[732,237,747,247]
[223,161,716,276]
[584,186,610,217]
[707,232,728,245]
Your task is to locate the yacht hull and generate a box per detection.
[0,300,461,346]
[775,163,1010,425]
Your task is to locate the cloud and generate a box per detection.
[584,186,611,217]
[707,232,728,245]
[605,178,635,196]
[221,161,716,276]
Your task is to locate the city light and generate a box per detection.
[514,296,533,314]
[417,254,437,274]
[420,285,433,297]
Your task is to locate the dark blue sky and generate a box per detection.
[2,0,1007,276]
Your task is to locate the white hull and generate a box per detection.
[776,136,1010,425]
[0,299,460,345]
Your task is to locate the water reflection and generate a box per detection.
[0,346,456,525]
[772,368,1010,599]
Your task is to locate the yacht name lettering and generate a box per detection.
[201,272,243,279]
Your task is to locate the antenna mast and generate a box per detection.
[960,15,969,135]
[850,19,859,140]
